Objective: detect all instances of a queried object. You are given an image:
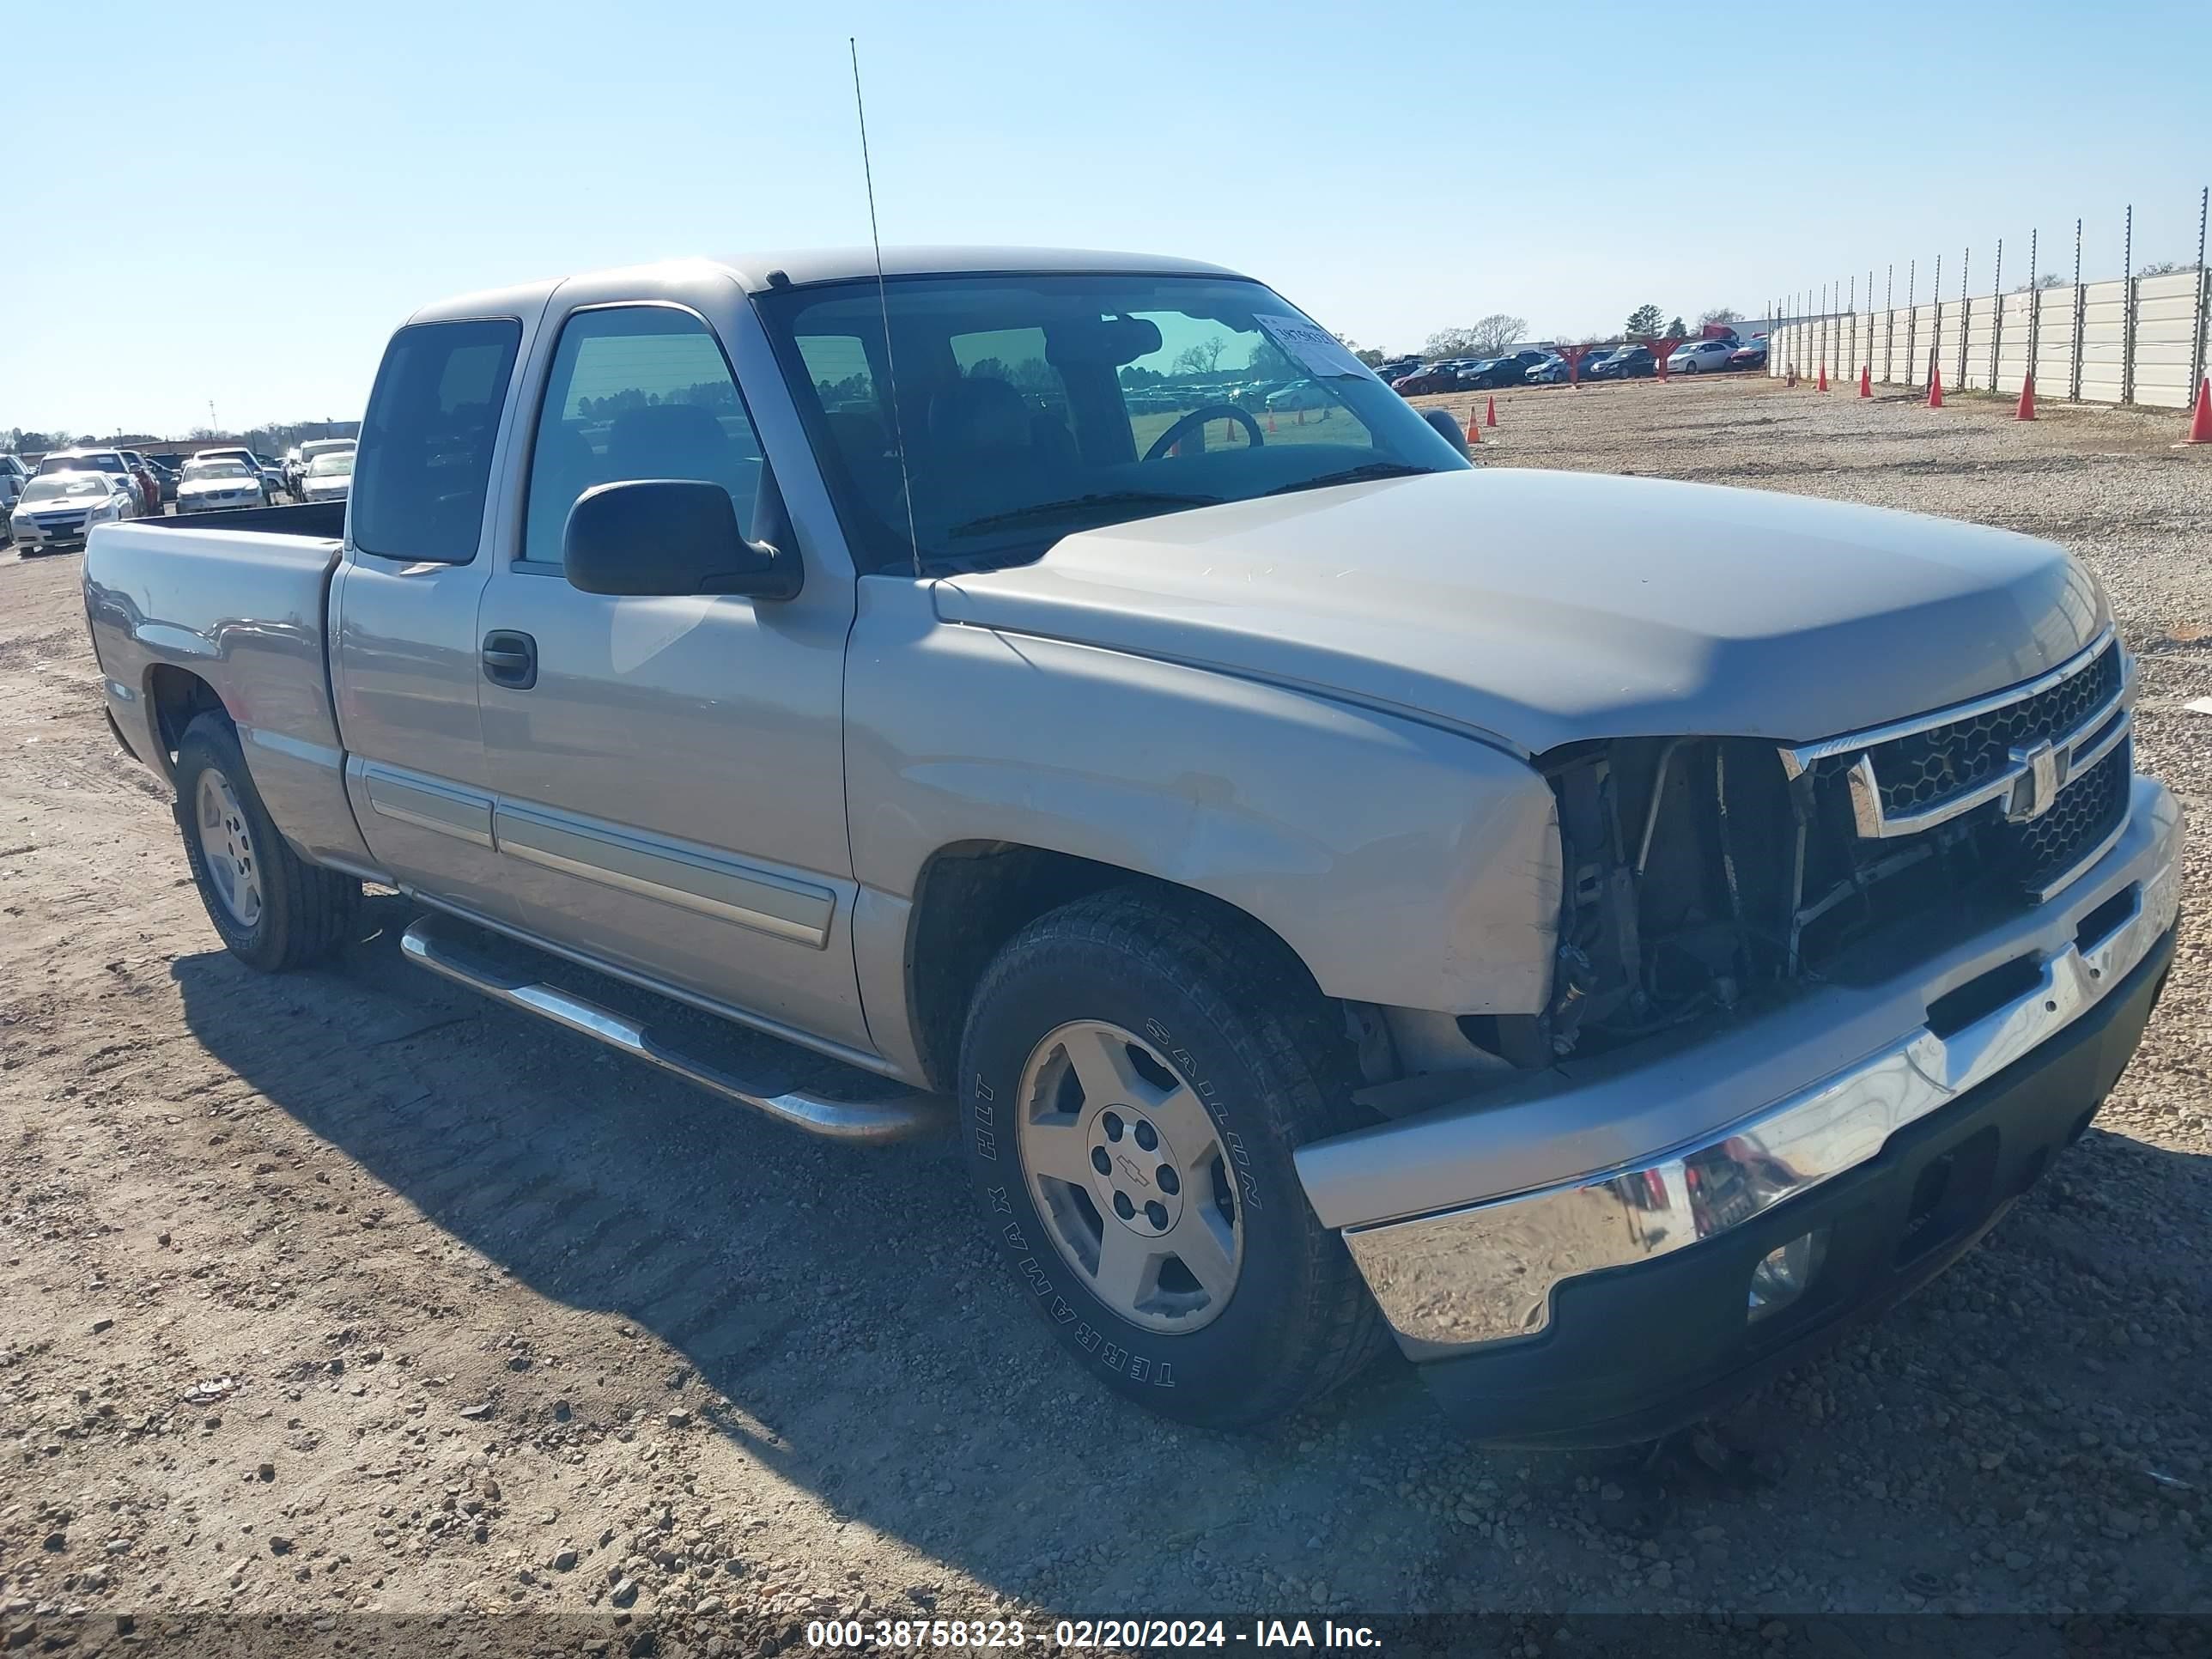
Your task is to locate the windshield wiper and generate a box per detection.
[1263,461,1434,497]
[948,489,1223,538]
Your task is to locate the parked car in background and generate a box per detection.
[298,449,354,503]
[252,454,286,497]
[1475,350,1547,387]
[1525,352,1597,384]
[187,449,275,502]
[1729,339,1769,371]
[1373,356,1419,383]
[175,457,270,514]
[1265,379,1335,410]
[1386,365,1462,398]
[149,459,180,503]
[1667,339,1737,375]
[9,470,137,552]
[1588,345,1656,380]
[290,440,356,503]
[34,447,141,489]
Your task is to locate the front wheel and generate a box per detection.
[958,888,1387,1429]
[173,712,360,971]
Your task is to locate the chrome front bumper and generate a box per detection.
[1297,773,2183,1357]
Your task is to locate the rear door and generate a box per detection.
[473,274,872,1055]
[331,311,537,921]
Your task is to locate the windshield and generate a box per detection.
[21,475,112,503]
[183,460,252,480]
[757,271,1468,574]
[302,441,355,460]
[307,453,354,477]
[38,453,124,476]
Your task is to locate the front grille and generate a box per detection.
[1867,641,2123,817]
[2000,738,2131,892]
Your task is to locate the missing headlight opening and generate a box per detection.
[1525,724,2128,1063]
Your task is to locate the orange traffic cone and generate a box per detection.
[1858,366,1871,398]
[1266,411,1276,433]
[1485,395,1498,428]
[2016,372,2036,422]
[1927,367,1944,409]
[1464,408,1481,445]
[2188,377,2212,444]
[1816,362,1828,392]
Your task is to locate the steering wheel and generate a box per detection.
[1143,404,1265,463]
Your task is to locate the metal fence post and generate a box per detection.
[1957,246,1972,392]
[1930,253,1943,388]
[2027,228,2039,386]
[1990,238,2003,389]
[2191,185,2209,398]
[1885,264,1896,384]
[1905,259,1917,389]
[2070,217,2085,402]
[1867,267,1875,379]
[1847,274,1857,383]
[2121,205,2136,405]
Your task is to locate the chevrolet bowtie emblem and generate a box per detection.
[2006,739,2063,823]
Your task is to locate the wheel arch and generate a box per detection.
[901,841,1322,1094]
[143,663,231,775]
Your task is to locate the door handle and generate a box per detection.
[481,629,538,690]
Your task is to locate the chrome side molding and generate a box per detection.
[398,917,950,1144]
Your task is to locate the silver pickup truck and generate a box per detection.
[83,247,2181,1444]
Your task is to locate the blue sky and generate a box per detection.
[7,0,2206,437]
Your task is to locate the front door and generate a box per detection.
[476,295,869,1055]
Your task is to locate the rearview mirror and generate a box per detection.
[563,479,801,601]
[1420,406,1470,458]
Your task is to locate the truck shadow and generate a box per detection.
[169,891,2212,1613]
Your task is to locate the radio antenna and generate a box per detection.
[849,37,923,580]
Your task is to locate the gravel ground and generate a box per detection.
[2,376,2209,1653]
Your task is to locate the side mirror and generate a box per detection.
[1420,405,1470,458]
[562,479,801,601]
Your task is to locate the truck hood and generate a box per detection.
[933,468,2106,755]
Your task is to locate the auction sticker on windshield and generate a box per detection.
[1255,314,1374,380]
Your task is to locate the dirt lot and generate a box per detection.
[3,376,2209,1651]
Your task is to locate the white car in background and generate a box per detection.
[187,449,273,502]
[298,449,354,503]
[1264,379,1334,411]
[9,471,138,553]
[1667,338,1738,374]
[175,457,270,514]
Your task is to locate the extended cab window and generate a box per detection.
[523,307,762,568]
[351,319,522,563]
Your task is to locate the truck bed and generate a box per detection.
[84,509,373,873]
[140,500,347,538]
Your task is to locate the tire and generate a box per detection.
[1683,361,1698,374]
[957,886,1388,1429]
[173,711,360,971]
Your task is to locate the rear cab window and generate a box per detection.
[351,319,524,562]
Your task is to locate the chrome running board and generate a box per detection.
[399,916,950,1145]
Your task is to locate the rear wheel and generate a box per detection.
[173,712,360,971]
[958,887,1387,1428]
